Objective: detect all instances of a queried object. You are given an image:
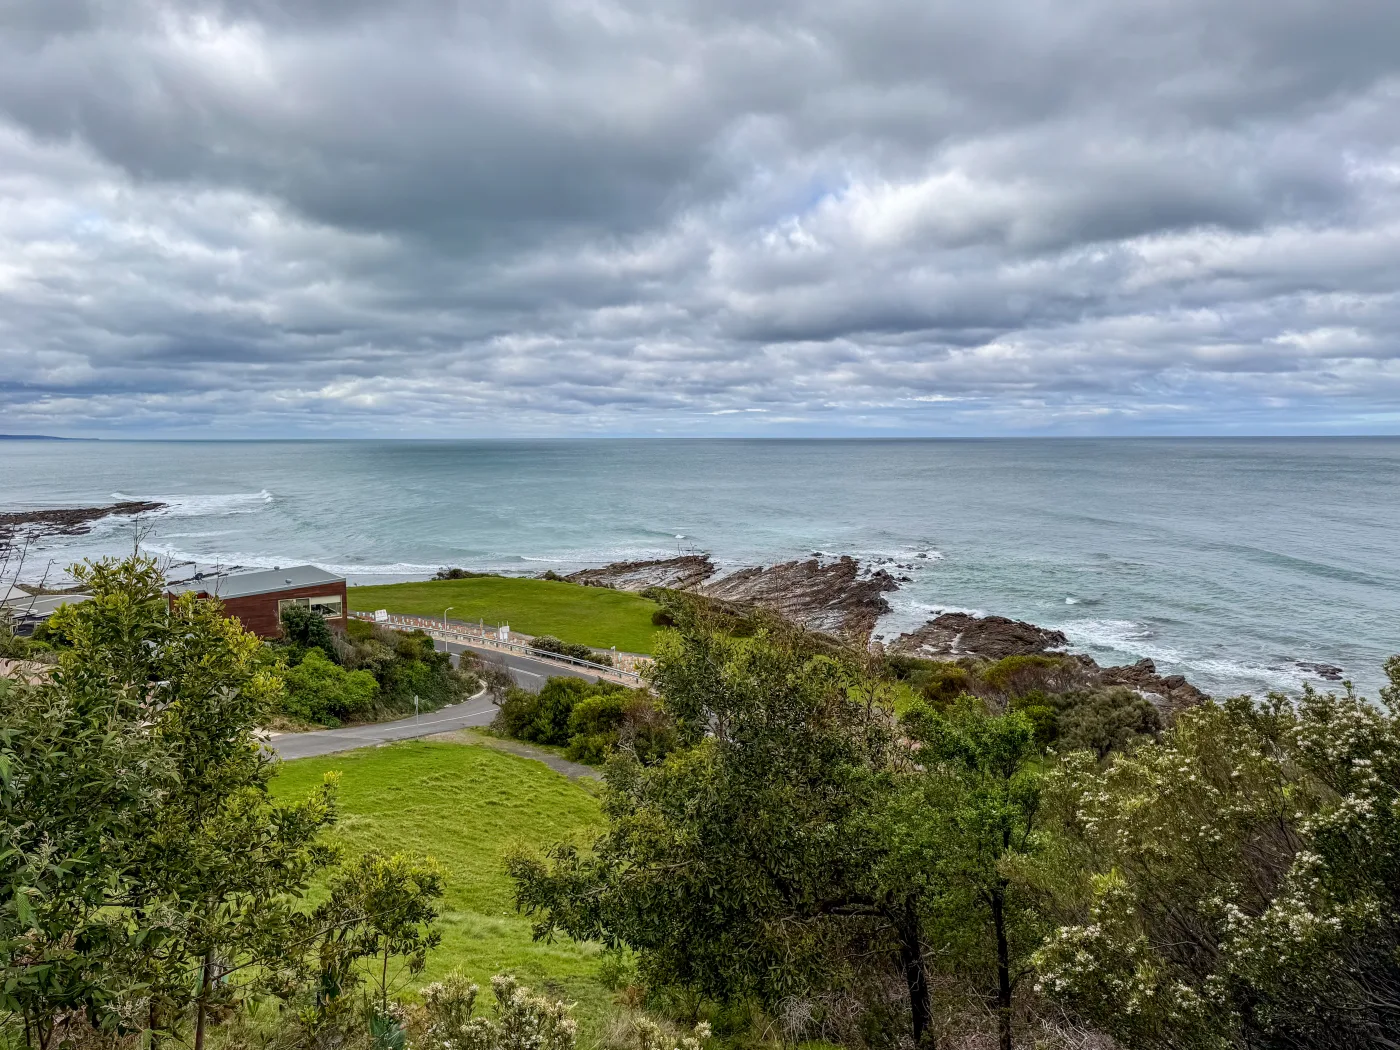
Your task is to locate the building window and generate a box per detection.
[310,596,343,617]
[278,595,344,618]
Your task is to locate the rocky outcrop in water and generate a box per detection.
[0,501,165,553]
[1095,657,1210,711]
[891,612,1069,660]
[563,555,717,591]
[1295,660,1345,682]
[563,553,896,641]
[891,613,1212,710]
[698,556,898,641]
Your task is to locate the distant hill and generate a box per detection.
[0,434,90,440]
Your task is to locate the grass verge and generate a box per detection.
[272,738,614,1036]
[348,577,662,655]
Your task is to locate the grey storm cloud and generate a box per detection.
[2,0,1400,435]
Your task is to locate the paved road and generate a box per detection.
[269,641,601,761]
[443,639,604,688]
[269,689,498,760]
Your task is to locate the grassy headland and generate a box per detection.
[348,576,662,654]
[272,738,615,1030]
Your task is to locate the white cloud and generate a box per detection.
[1,0,1399,435]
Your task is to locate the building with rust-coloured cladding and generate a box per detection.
[165,565,348,638]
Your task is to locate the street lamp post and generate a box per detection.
[443,606,454,633]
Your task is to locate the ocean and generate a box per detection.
[3,437,1398,698]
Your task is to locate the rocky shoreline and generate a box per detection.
[890,612,1069,661]
[556,553,1220,710]
[564,553,898,641]
[0,500,166,554]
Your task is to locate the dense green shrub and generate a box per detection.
[433,567,483,580]
[279,603,336,653]
[979,653,1087,699]
[919,662,977,708]
[1055,686,1162,759]
[1008,688,1060,748]
[274,617,477,726]
[492,677,672,764]
[495,677,593,746]
[282,647,379,726]
[1037,666,1400,1048]
[564,691,628,763]
[492,687,540,740]
[530,634,613,666]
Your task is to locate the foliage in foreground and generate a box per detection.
[412,973,577,1050]
[0,555,449,1050]
[511,595,1400,1050]
[1036,657,1400,1049]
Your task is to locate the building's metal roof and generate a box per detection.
[166,564,344,600]
[0,591,91,618]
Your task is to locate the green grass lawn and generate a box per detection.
[348,577,662,654]
[273,738,615,1034]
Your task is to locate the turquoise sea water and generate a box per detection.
[3,437,1397,697]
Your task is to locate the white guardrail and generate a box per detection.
[350,611,646,685]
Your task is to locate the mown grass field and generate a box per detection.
[272,738,616,1034]
[348,576,662,654]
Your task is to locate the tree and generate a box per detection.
[309,851,445,1019]
[280,604,337,655]
[510,609,939,1045]
[0,555,339,1049]
[901,699,1046,1050]
[1034,663,1400,1049]
[283,647,380,725]
[0,665,169,1049]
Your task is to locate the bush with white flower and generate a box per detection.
[1034,657,1400,1048]
[414,973,577,1050]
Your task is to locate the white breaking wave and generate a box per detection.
[1055,618,1313,693]
[1059,618,1156,649]
[141,543,449,578]
[112,490,274,517]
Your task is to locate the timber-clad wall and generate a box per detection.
[168,580,349,638]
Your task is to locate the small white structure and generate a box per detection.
[498,623,510,642]
[374,609,389,622]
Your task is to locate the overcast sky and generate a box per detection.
[2,0,1399,437]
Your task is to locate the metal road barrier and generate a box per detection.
[349,611,646,685]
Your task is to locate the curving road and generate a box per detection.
[269,639,603,761]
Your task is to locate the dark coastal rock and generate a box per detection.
[1295,661,1345,681]
[0,500,165,552]
[699,556,897,641]
[566,553,898,642]
[564,555,718,592]
[892,612,1069,660]
[1097,657,1210,711]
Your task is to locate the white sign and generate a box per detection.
[374,609,389,622]
[497,623,510,642]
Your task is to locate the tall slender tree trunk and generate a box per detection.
[991,886,1012,1050]
[382,943,391,1014]
[894,898,934,1048]
[194,947,213,1050]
